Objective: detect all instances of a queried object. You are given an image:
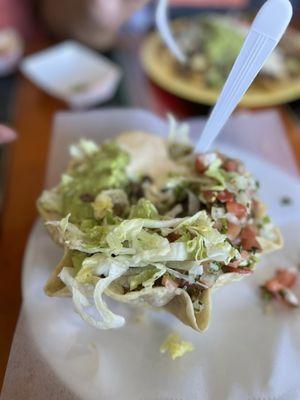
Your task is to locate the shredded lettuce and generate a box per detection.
[167,114,193,159]
[92,192,113,219]
[60,174,74,187]
[129,199,159,219]
[93,189,128,220]
[49,206,240,329]
[204,158,227,187]
[39,133,279,332]
[46,219,111,253]
[131,230,170,262]
[60,213,71,233]
[128,266,160,290]
[132,242,189,265]
[38,190,62,214]
[167,114,190,145]
[160,333,194,360]
[175,211,239,263]
[69,139,98,159]
[106,219,145,254]
[59,257,128,329]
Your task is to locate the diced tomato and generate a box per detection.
[167,232,180,243]
[195,155,207,173]
[241,225,258,238]
[227,250,249,268]
[275,269,297,288]
[265,278,284,293]
[240,226,261,251]
[162,275,178,290]
[226,201,247,219]
[227,222,242,241]
[217,190,234,203]
[223,159,238,172]
[240,250,249,260]
[224,266,253,274]
[241,250,249,257]
[241,237,261,251]
[252,199,259,212]
[262,268,299,307]
[262,268,297,295]
[195,153,216,174]
[227,259,241,269]
[203,190,216,202]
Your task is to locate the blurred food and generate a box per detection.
[39,0,149,50]
[141,14,300,107]
[0,28,23,76]
[170,15,300,88]
[260,267,299,308]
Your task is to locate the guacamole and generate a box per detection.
[60,140,130,224]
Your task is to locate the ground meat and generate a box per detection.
[128,182,144,201]
[176,279,203,299]
[80,193,95,202]
[142,175,153,184]
[180,195,189,215]
[167,232,181,243]
[186,283,204,299]
[113,203,125,217]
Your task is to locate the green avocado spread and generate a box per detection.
[59,141,130,224]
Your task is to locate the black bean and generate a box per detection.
[80,193,95,203]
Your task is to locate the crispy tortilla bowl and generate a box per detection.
[37,193,63,245]
[40,131,282,332]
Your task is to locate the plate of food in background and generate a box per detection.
[141,14,300,107]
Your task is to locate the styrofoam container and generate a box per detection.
[20,41,122,109]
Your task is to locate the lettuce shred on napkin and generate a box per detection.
[160,333,194,360]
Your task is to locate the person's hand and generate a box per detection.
[0,124,17,145]
[93,0,150,29]
[169,0,247,5]
[39,0,150,50]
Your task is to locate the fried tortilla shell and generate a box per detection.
[40,131,282,332]
[37,189,63,246]
[44,251,211,332]
[44,251,72,297]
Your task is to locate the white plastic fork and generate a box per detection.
[195,0,293,152]
[156,0,187,63]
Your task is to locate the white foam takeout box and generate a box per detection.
[21,41,122,109]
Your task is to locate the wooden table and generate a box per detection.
[0,63,66,389]
[0,48,300,391]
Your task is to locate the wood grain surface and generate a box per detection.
[0,40,65,389]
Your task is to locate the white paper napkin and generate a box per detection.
[2,108,300,400]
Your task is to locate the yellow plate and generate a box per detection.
[141,31,300,108]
